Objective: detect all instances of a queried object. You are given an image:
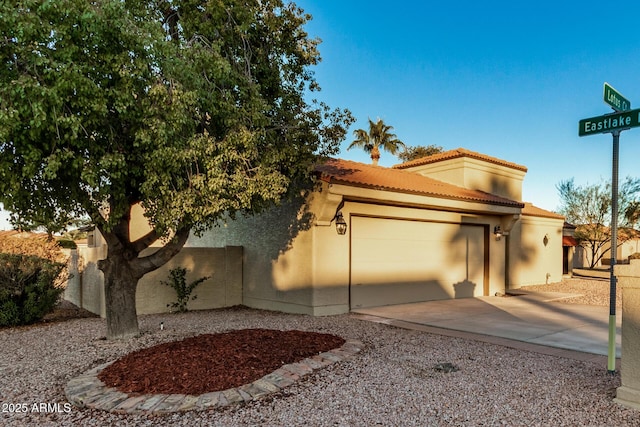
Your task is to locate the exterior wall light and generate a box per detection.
[335,211,347,235]
[494,225,503,241]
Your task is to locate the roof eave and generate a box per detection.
[327,180,524,211]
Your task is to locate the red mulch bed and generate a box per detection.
[98,328,345,395]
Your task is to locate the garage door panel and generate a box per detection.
[350,217,485,309]
[351,281,452,308]
[443,229,485,290]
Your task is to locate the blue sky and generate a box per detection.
[2,1,640,229]
[295,0,640,211]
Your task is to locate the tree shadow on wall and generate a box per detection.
[448,223,486,296]
[217,183,317,262]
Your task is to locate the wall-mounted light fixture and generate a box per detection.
[494,225,503,241]
[334,211,347,235]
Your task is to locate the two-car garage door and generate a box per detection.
[350,216,488,309]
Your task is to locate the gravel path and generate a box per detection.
[2,278,639,426]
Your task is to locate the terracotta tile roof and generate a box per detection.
[521,203,565,219]
[393,147,528,172]
[563,236,578,246]
[624,228,640,239]
[315,158,524,208]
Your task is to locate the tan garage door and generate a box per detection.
[350,216,487,309]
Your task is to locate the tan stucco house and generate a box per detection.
[68,148,565,317]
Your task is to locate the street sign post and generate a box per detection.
[604,82,631,112]
[579,83,633,373]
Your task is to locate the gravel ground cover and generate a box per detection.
[521,276,622,308]
[2,278,639,426]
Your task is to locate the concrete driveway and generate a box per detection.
[352,291,621,358]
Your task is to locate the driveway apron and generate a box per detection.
[352,292,621,358]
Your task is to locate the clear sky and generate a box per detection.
[295,0,640,211]
[2,1,640,229]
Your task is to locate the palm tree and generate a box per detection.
[347,118,405,165]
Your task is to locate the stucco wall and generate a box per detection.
[613,260,640,409]
[189,194,511,314]
[188,195,319,314]
[404,157,526,201]
[70,243,107,316]
[67,243,242,317]
[135,246,242,315]
[64,249,81,306]
[214,179,561,313]
[508,215,563,287]
[574,238,640,268]
[619,239,640,260]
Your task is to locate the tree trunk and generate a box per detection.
[96,218,190,340]
[101,256,141,340]
[370,145,380,166]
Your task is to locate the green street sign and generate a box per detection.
[604,82,631,112]
[579,108,640,137]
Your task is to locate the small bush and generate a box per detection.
[629,252,640,260]
[57,239,77,249]
[0,253,65,326]
[161,267,210,313]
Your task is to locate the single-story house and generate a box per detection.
[68,148,565,317]
[572,225,640,268]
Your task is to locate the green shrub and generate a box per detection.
[57,239,77,249]
[0,253,65,326]
[161,267,210,313]
[0,232,69,289]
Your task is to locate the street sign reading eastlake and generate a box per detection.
[604,82,631,112]
[578,108,640,137]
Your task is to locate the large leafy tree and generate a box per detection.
[347,118,404,165]
[557,177,640,268]
[0,0,352,339]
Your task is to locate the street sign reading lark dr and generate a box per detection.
[604,82,631,112]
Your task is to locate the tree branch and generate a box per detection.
[132,227,190,277]
[163,5,180,43]
[131,228,160,253]
[109,201,131,245]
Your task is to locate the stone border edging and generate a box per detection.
[65,338,363,414]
